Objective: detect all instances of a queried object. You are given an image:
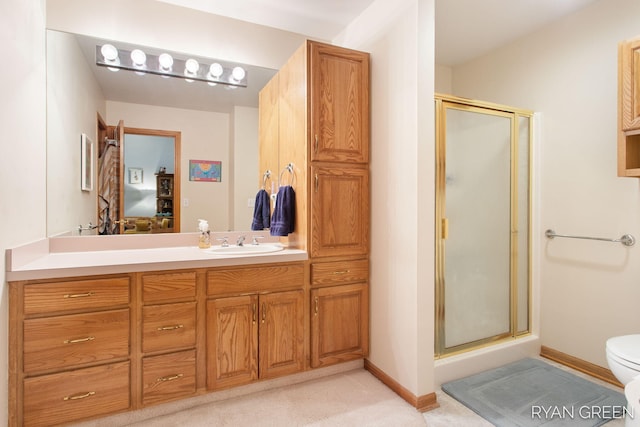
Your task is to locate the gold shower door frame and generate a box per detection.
[434,94,533,358]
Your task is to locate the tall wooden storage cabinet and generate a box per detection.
[258,40,370,368]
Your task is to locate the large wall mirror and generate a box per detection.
[46,29,277,237]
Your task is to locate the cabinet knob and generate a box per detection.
[252,303,257,324]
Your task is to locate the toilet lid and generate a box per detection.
[607,335,640,364]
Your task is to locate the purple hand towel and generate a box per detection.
[251,189,271,230]
[270,186,295,236]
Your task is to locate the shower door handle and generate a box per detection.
[442,218,449,240]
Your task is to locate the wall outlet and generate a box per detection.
[183,198,189,207]
[247,198,255,208]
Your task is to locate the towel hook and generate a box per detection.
[262,170,271,190]
[279,163,295,187]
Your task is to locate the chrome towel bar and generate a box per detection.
[545,229,635,247]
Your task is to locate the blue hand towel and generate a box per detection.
[270,186,295,236]
[251,189,271,230]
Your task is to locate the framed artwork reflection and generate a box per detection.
[81,133,93,191]
[189,160,221,182]
[129,168,143,184]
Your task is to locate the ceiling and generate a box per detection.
[78,0,601,114]
[158,0,601,66]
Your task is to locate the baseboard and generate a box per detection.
[364,359,439,412]
[540,345,623,388]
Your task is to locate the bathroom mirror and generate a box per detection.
[46,29,277,236]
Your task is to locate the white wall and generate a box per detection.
[46,29,106,236]
[336,0,436,398]
[450,0,640,368]
[0,1,47,424]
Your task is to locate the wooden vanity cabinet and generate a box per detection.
[10,261,312,426]
[139,271,198,406]
[618,35,640,177]
[206,264,305,390]
[10,276,132,427]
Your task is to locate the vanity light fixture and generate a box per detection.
[95,43,248,88]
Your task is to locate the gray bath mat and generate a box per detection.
[442,358,627,427]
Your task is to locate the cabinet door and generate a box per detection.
[311,283,369,368]
[620,37,640,131]
[259,290,304,379]
[206,295,258,390]
[309,41,369,163]
[311,165,369,258]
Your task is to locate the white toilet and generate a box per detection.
[606,335,640,427]
[607,335,640,385]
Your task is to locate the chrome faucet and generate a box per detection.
[216,237,229,247]
[236,235,246,246]
[252,236,264,245]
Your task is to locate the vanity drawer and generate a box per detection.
[23,361,130,427]
[207,263,304,296]
[23,309,130,374]
[23,277,130,316]
[311,259,369,287]
[142,350,196,406]
[142,302,196,353]
[142,271,196,304]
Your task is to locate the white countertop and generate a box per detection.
[6,232,308,281]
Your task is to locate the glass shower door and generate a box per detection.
[435,98,531,356]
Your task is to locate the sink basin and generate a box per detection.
[205,244,284,255]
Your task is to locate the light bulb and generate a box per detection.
[158,53,173,71]
[185,59,199,75]
[232,66,246,82]
[209,63,223,79]
[101,44,119,62]
[130,49,147,67]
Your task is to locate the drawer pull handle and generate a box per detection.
[333,270,350,275]
[64,336,95,344]
[157,373,183,382]
[157,324,184,331]
[261,302,266,324]
[314,297,319,315]
[252,303,257,324]
[63,391,96,401]
[64,291,94,299]
[314,134,319,153]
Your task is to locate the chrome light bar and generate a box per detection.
[95,44,247,88]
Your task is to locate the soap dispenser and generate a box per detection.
[198,219,211,249]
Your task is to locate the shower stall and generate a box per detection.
[435,95,533,358]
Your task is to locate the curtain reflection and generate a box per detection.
[98,139,120,234]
